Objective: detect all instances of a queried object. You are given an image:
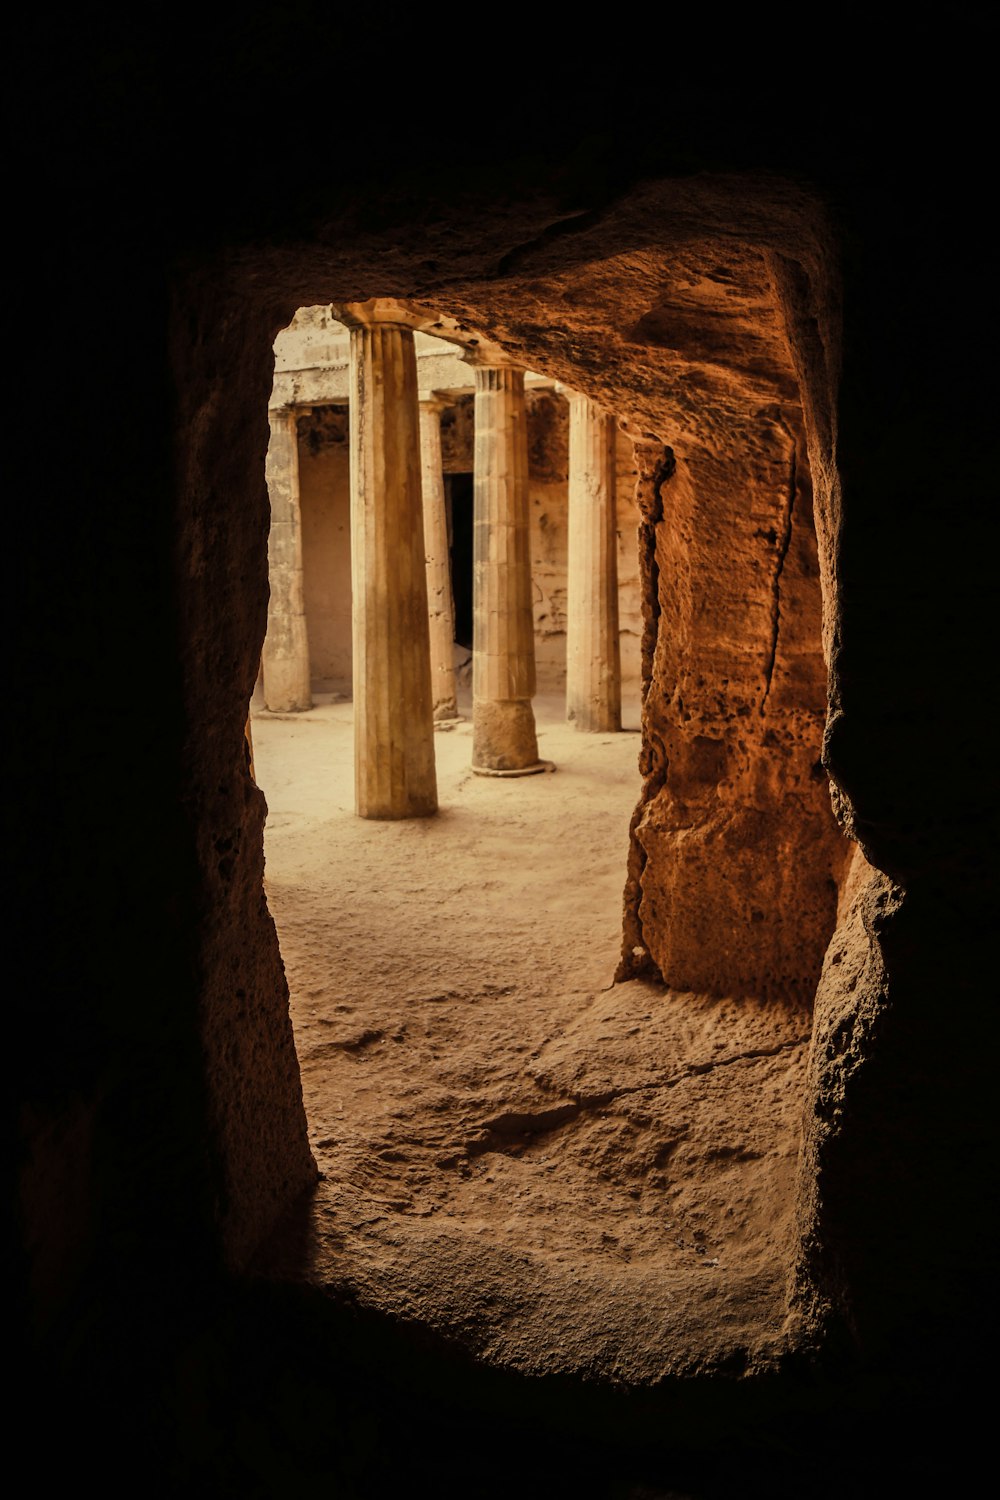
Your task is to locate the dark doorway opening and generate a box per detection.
[446,471,474,650]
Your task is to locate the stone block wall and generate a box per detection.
[292,388,642,702]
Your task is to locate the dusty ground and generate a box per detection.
[252,689,811,1384]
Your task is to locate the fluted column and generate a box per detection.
[565,391,621,732]
[419,395,459,722]
[262,407,312,712]
[471,363,550,775]
[341,302,437,819]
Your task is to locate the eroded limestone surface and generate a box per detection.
[253,697,809,1381]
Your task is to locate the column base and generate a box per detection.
[472,697,546,775]
[357,802,438,821]
[471,759,556,778]
[356,772,438,819]
[261,648,312,715]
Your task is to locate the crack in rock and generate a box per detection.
[557,1035,811,1109]
[760,424,796,715]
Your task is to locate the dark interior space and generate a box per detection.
[446,471,474,651]
[12,14,996,1498]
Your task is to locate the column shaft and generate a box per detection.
[566,395,621,732]
[419,399,459,722]
[244,712,255,781]
[262,409,312,712]
[350,322,437,818]
[472,366,544,774]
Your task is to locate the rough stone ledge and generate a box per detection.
[254,980,812,1386]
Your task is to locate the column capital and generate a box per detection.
[556,382,610,417]
[331,298,423,331]
[418,391,451,413]
[461,342,522,373]
[469,363,527,401]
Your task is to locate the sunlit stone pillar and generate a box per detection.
[244,712,255,782]
[419,395,459,722]
[262,407,312,712]
[565,391,621,731]
[341,302,437,819]
[471,363,550,776]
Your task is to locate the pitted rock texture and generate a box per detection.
[626,424,850,999]
[253,697,809,1381]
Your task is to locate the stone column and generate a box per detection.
[565,391,622,731]
[419,395,459,722]
[471,363,551,776]
[262,407,312,712]
[341,303,437,819]
[244,712,255,782]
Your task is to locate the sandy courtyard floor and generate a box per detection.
[252,690,810,1383]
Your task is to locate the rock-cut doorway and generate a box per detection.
[249,291,848,1384]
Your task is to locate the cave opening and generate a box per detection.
[247,280,850,1381]
[251,305,654,1354]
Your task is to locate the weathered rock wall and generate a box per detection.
[621,419,848,1000]
[770,233,996,1360]
[171,282,319,1269]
